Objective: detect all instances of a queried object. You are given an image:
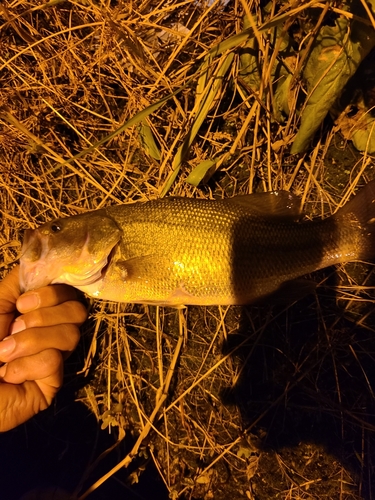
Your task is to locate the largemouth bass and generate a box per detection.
[19,181,375,306]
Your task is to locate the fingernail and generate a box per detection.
[18,292,40,312]
[10,318,26,335]
[0,336,16,358]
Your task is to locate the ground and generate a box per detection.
[1,1,375,499]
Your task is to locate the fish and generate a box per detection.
[19,181,375,306]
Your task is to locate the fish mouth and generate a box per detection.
[59,237,119,288]
[19,228,51,293]
[19,229,119,293]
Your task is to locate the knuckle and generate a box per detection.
[76,302,89,324]
[39,348,63,371]
[27,309,44,328]
[37,286,59,305]
[37,284,78,307]
[7,358,22,379]
[60,324,81,350]
[51,284,79,302]
[67,301,88,325]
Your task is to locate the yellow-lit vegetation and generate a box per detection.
[1,1,375,498]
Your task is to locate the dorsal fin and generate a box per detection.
[222,191,302,219]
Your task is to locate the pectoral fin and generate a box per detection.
[115,254,168,282]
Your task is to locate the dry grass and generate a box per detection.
[1,1,375,499]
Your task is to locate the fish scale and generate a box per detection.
[19,182,375,306]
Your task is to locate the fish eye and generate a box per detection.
[51,223,62,233]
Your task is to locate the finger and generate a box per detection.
[17,284,84,313]
[0,266,20,307]
[0,323,81,363]
[0,380,57,432]
[0,350,62,432]
[0,348,63,386]
[10,300,88,334]
[0,266,20,340]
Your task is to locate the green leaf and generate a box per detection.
[352,109,375,153]
[161,52,234,196]
[273,74,293,122]
[138,120,161,160]
[185,159,217,186]
[291,3,375,154]
[238,15,261,91]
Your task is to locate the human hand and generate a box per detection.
[0,266,87,432]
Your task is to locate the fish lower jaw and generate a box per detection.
[52,268,104,287]
[19,261,53,292]
[51,254,112,288]
[75,280,104,298]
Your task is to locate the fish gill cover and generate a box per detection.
[1,1,375,499]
